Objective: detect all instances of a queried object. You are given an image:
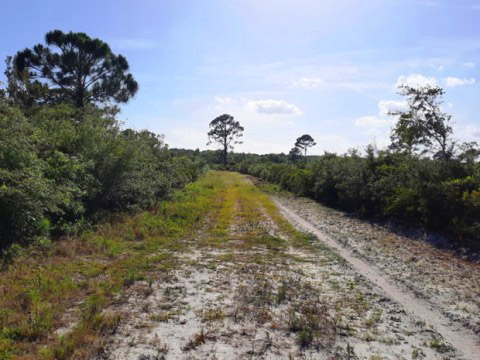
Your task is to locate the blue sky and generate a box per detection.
[1,0,480,154]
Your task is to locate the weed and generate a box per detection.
[286,300,336,349]
[183,329,214,351]
[428,338,452,353]
[411,346,425,359]
[365,308,383,328]
[276,282,288,304]
[201,308,225,322]
[150,310,179,323]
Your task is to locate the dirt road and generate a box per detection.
[96,173,479,359]
[275,199,480,360]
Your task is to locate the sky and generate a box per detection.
[1,0,480,155]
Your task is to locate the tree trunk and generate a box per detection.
[223,143,228,166]
[75,86,85,108]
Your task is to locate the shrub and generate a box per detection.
[0,100,204,252]
[233,150,480,243]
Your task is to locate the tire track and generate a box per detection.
[275,200,480,360]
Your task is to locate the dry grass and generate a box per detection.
[0,171,229,359]
[1,171,461,359]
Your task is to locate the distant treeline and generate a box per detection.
[174,147,479,244]
[0,31,205,253]
[237,150,479,243]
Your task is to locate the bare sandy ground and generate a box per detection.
[275,199,480,360]
[94,177,478,359]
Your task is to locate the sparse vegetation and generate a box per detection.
[0,172,225,358]
[1,14,479,360]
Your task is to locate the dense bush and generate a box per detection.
[233,150,480,243]
[0,30,206,254]
[0,99,205,251]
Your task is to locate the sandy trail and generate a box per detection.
[275,200,480,360]
[95,174,476,359]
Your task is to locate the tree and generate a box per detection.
[458,142,480,166]
[207,114,244,166]
[295,134,316,161]
[288,146,302,162]
[14,30,138,107]
[390,85,454,163]
[4,56,52,109]
[389,113,424,155]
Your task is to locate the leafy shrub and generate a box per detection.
[0,99,204,252]
[233,150,480,243]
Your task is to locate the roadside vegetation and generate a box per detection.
[0,30,204,255]
[234,148,480,243]
[0,172,224,359]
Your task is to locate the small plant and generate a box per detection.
[201,308,225,322]
[365,308,382,328]
[411,346,425,359]
[276,282,288,304]
[286,300,336,350]
[150,310,179,323]
[428,338,452,353]
[298,329,314,348]
[183,329,214,351]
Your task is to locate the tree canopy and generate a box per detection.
[289,146,302,162]
[14,30,138,107]
[207,114,244,166]
[295,134,316,160]
[390,85,454,163]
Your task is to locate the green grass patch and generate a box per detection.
[0,171,229,359]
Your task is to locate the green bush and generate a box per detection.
[0,99,204,251]
[233,150,480,243]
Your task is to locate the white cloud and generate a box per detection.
[293,77,324,88]
[463,62,476,68]
[444,77,476,87]
[111,38,157,50]
[455,125,480,142]
[214,96,237,105]
[463,125,480,138]
[246,99,302,115]
[354,116,389,128]
[396,74,438,89]
[378,100,408,116]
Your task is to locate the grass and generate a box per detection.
[0,170,431,359]
[0,171,229,359]
[150,310,181,323]
[183,329,215,351]
[428,337,453,354]
[200,308,225,322]
[286,300,336,349]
